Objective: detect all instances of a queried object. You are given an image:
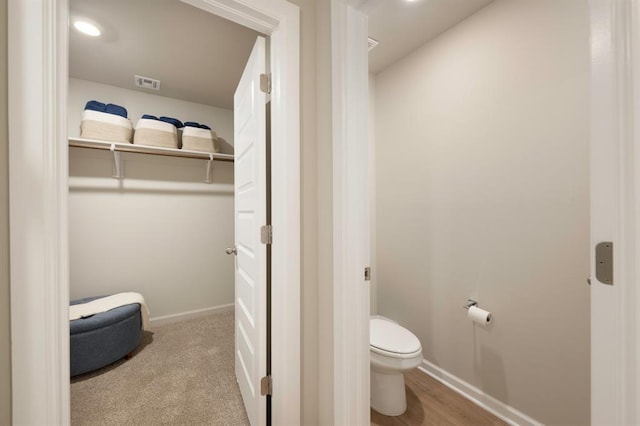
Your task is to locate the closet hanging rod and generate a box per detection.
[68,137,234,162]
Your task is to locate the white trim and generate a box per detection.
[9,0,300,424]
[589,1,640,424]
[367,74,377,316]
[8,0,69,424]
[331,1,370,425]
[180,0,279,34]
[149,304,235,327]
[419,360,543,426]
[263,5,302,425]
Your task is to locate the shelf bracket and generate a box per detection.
[204,153,214,184]
[110,143,123,179]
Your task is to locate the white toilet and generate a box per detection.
[370,317,422,416]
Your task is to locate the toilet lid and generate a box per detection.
[370,318,421,355]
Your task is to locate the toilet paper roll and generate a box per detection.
[468,305,492,325]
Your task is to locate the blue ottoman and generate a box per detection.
[70,295,143,377]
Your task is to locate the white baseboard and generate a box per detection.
[149,303,234,327]
[419,359,543,426]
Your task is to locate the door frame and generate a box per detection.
[330,1,370,424]
[334,0,640,424]
[7,0,300,424]
[589,0,640,423]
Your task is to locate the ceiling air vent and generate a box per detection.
[134,75,161,91]
[368,37,379,52]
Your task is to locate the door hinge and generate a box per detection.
[260,225,273,245]
[595,242,613,285]
[364,267,371,281]
[260,73,272,94]
[260,375,272,396]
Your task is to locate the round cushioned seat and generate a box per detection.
[70,295,142,377]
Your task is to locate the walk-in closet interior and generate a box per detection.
[67,0,258,423]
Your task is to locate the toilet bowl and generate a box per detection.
[370,317,422,416]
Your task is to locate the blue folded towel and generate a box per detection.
[84,100,128,118]
[159,116,184,128]
[141,114,158,120]
[105,104,128,119]
[184,121,212,130]
[84,100,106,112]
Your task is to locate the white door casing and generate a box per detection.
[331,1,370,425]
[590,1,640,424]
[234,36,268,426]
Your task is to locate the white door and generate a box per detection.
[233,36,268,426]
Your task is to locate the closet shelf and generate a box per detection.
[69,137,233,184]
[68,137,234,162]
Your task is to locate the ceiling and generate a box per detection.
[69,0,494,107]
[69,0,260,110]
[367,0,494,74]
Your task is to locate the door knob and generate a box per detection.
[226,246,237,255]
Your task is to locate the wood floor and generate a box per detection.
[371,369,508,426]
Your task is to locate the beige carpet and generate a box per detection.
[71,311,249,425]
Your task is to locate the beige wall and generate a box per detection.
[287,0,325,423]
[68,79,235,320]
[315,0,333,424]
[0,0,11,422]
[373,1,590,424]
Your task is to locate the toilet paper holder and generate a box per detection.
[463,299,478,310]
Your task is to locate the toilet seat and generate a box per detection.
[370,318,421,359]
[370,345,422,359]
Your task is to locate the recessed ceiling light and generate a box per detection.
[73,20,101,37]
